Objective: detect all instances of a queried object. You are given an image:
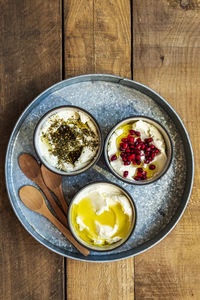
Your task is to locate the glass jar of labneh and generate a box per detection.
[104,116,173,185]
[34,106,103,175]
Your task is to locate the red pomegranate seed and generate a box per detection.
[137,138,141,143]
[144,159,150,164]
[134,141,139,147]
[111,154,117,161]
[145,151,150,157]
[155,149,159,153]
[135,131,140,136]
[120,153,124,158]
[130,154,135,160]
[136,144,141,149]
[148,138,153,142]
[141,144,145,150]
[127,156,132,162]
[137,168,143,173]
[134,176,141,181]
[135,150,141,155]
[132,160,137,165]
[135,155,141,160]
[145,147,151,152]
[136,160,141,165]
[123,171,129,178]
[121,138,128,142]
[122,143,128,149]
[151,153,155,158]
[129,130,136,135]
[142,175,147,180]
[122,157,127,161]
[137,172,143,177]
[151,145,155,149]
[149,164,156,170]
[129,137,134,143]
[126,148,130,152]
[124,161,131,165]
[142,170,147,176]
[148,157,153,162]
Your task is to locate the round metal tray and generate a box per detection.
[5,74,194,262]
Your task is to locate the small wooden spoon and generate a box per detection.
[19,185,90,256]
[18,153,68,227]
[41,164,68,215]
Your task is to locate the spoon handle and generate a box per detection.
[42,209,90,256]
[55,186,68,215]
[38,182,68,228]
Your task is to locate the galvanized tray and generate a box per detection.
[5,74,194,262]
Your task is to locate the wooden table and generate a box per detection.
[1,1,200,299]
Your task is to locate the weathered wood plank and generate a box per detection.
[64,1,133,299]
[0,1,64,299]
[133,1,200,299]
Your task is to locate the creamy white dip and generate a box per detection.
[71,183,133,246]
[38,109,99,172]
[108,120,167,180]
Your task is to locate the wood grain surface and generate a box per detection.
[1,0,200,299]
[64,1,134,300]
[0,1,64,299]
[133,1,200,299]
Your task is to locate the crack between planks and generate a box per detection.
[61,0,65,79]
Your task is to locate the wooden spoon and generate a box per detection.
[41,164,68,215]
[19,185,90,256]
[18,153,68,227]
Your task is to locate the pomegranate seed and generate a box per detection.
[144,159,150,164]
[145,147,151,152]
[130,145,135,149]
[123,171,129,177]
[122,157,127,161]
[119,147,124,151]
[144,139,149,143]
[142,175,147,180]
[130,154,135,160]
[136,160,141,165]
[127,156,132,162]
[124,161,131,165]
[151,153,155,158]
[148,138,153,142]
[129,130,136,135]
[120,153,124,157]
[155,149,159,153]
[150,145,155,149]
[124,153,127,157]
[135,131,140,136]
[142,170,147,176]
[122,143,128,149]
[145,151,150,157]
[148,157,153,162]
[141,144,145,150]
[137,138,141,143]
[129,137,134,143]
[149,164,156,170]
[134,141,139,147]
[135,150,141,155]
[135,155,141,160]
[132,160,137,165]
[126,148,130,152]
[136,144,141,149]
[121,138,128,142]
[137,168,143,173]
[137,172,143,177]
[134,176,141,181]
[111,154,117,161]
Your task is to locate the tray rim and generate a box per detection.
[5,74,194,262]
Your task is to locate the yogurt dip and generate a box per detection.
[69,183,134,247]
[107,120,167,181]
[37,108,99,172]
